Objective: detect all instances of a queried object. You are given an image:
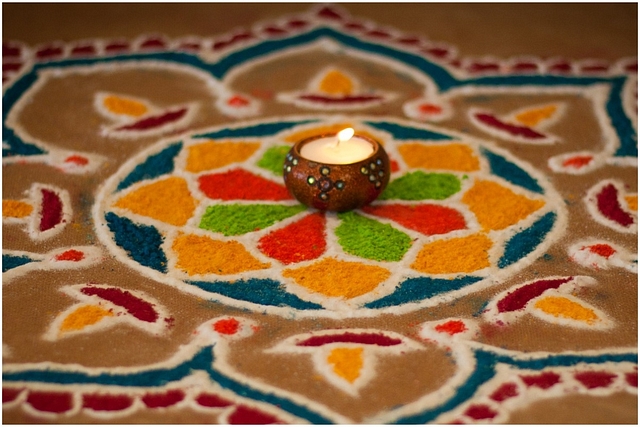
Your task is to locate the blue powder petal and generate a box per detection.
[2,254,38,272]
[105,212,168,273]
[481,148,543,194]
[116,142,182,191]
[365,120,453,141]
[498,211,556,268]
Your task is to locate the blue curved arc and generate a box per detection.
[2,345,333,424]
[394,348,637,424]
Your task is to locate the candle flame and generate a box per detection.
[337,128,355,146]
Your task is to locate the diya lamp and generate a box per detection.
[283,128,390,212]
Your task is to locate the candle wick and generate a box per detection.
[336,127,355,148]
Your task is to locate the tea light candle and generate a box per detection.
[283,128,390,212]
[299,127,374,164]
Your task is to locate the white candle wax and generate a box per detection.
[299,135,374,164]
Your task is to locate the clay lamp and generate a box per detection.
[283,128,390,212]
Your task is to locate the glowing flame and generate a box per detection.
[337,127,355,145]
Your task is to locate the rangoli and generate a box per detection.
[3,5,637,424]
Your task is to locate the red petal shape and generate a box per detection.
[142,389,185,408]
[496,277,573,313]
[198,169,293,201]
[80,286,158,323]
[27,391,74,413]
[213,318,240,335]
[258,213,326,264]
[115,107,188,132]
[298,94,383,104]
[490,382,519,402]
[520,372,561,389]
[82,393,133,411]
[562,155,593,168]
[464,404,498,420]
[434,320,467,335]
[297,332,402,347]
[195,392,233,408]
[474,112,547,140]
[362,204,466,236]
[228,405,282,424]
[596,183,634,227]
[40,189,64,232]
[55,249,85,262]
[574,371,617,389]
[2,387,24,403]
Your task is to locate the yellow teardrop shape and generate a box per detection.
[318,70,354,96]
[327,347,363,383]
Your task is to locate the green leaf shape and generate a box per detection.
[336,211,412,262]
[199,204,306,236]
[257,145,291,176]
[380,171,461,201]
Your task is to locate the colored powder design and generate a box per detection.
[496,277,573,313]
[379,171,461,201]
[114,107,187,132]
[2,254,36,272]
[533,296,599,324]
[362,203,467,236]
[335,211,412,262]
[105,212,168,273]
[296,332,402,347]
[489,382,519,402]
[40,189,63,231]
[198,168,293,201]
[411,233,492,274]
[59,305,114,332]
[103,95,148,117]
[141,390,185,409]
[195,392,233,408]
[327,347,363,383]
[319,70,354,95]
[474,112,546,139]
[228,405,282,425]
[26,391,73,414]
[172,233,270,275]
[64,155,89,166]
[282,258,390,299]
[514,104,558,127]
[574,371,617,389]
[258,212,327,264]
[596,183,635,227]
[82,393,134,411]
[117,142,182,191]
[464,405,498,421]
[625,195,637,211]
[213,318,240,335]
[397,143,480,172]
[114,177,197,226]
[586,243,616,259]
[55,249,85,262]
[2,200,33,218]
[562,155,593,169]
[462,179,544,231]
[257,145,291,175]
[185,140,260,173]
[434,320,467,335]
[199,204,305,236]
[520,372,561,389]
[80,286,158,323]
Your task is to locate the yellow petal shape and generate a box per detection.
[3,200,33,218]
[514,104,558,127]
[318,70,354,95]
[185,140,260,173]
[412,233,492,274]
[534,296,599,324]
[172,233,270,275]
[398,143,480,172]
[283,258,390,299]
[60,305,114,332]
[462,180,545,231]
[328,347,363,384]
[625,195,637,211]
[103,95,148,117]
[114,177,197,226]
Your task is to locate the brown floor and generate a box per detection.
[3,3,637,61]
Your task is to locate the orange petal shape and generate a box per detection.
[283,258,390,299]
[60,305,114,332]
[462,180,545,231]
[412,233,492,274]
[533,296,599,325]
[103,95,148,117]
[186,141,260,173]
[398,143,480,172]
[172,233,270,276]
[318,70,354,95]
[113,177,197,226]
[3,200,33,218]
[514,104,558,127]
[327,347,363,384]
[625,195,637,211]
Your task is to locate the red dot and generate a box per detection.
[213,318,240,335]
[55,249,85,262]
